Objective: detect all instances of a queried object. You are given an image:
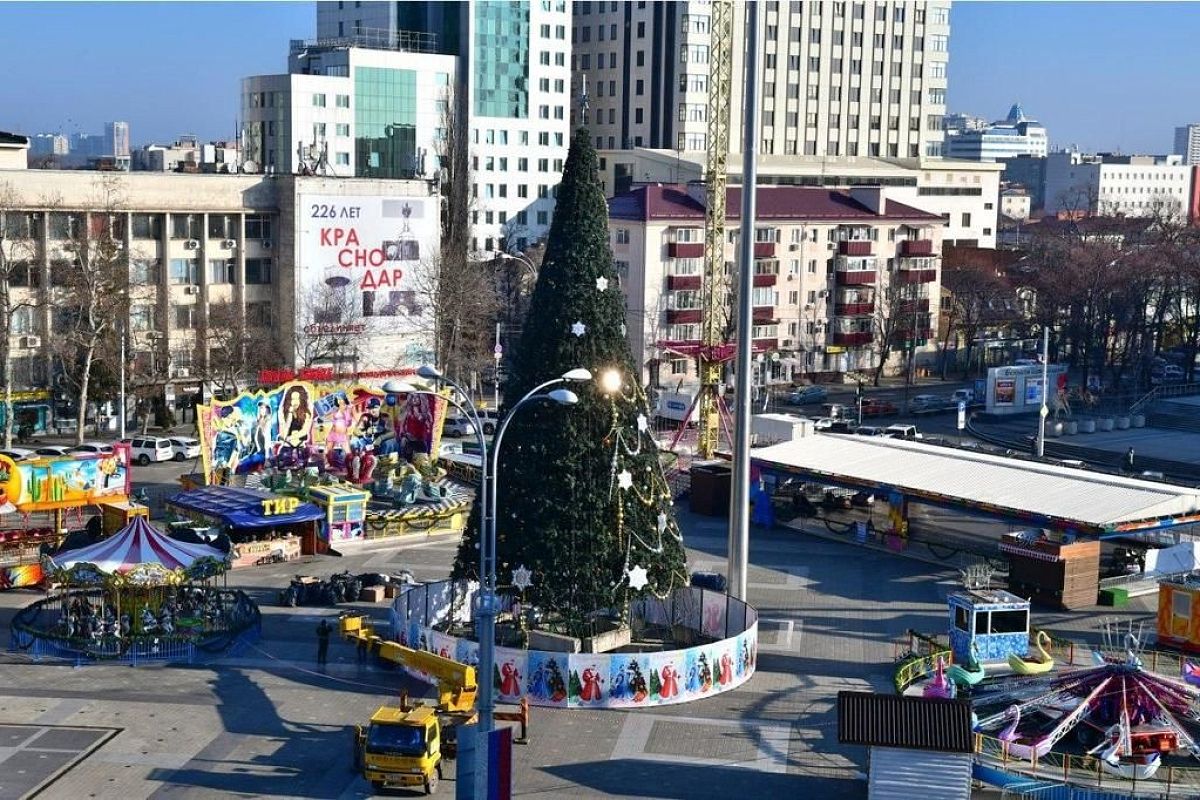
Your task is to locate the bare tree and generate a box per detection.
[51,176,128,444]
[293,283,368,372]
[198,301,285,397]
[940,253,1011,378]
[0,182,40,448]
[870,277,910,387]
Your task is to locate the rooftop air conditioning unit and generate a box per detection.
[184,285,200,295]
[262,239,273,250]
[222,239,237,249]
[184,239,200,250]
[20,335,40,349]
[175,368,191,378]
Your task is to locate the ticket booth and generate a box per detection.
[98,500,151,536]
[308,484,369,544]
[1157,576,1200,652]
[948,589,1030,665]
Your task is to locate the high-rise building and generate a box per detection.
[572,0,950,159]
[1044,151,1195,219]
[104,121,131,159]
[29,133,69,157]
[944,103,1047,162]
[315,1,572,254]
[1174,123,1200,166]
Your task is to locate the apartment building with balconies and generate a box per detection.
[607,182,943,386]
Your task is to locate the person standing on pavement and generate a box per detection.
[316,619,332,666]
[1124,446,1136,475]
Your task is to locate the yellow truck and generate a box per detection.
[341,614,529,794]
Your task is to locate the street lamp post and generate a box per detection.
[414,363,590,800]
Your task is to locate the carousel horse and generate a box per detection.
[140,606,158,633]
[119,614,131,637]
[1008,630,1055,676]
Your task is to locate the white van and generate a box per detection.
[122,437,174,465]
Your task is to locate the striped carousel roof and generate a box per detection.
[49,517,227,575]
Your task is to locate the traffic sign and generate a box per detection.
[957,400,967,431]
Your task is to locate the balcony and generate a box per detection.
[834,301,875,316]
[897,298,931,314]
[752,306,776,323]
[898,239,934,257]
[667,241,704,259]
[836,270,877,286]
[897,269,937,285]
[898,328,934,343]
[752,273,777,287]
[666,274,701,291]
[666,308,702,324]
[832,331,874,347]
[839,240,873,256]
[752,338,779,350]
[753,241,777,258]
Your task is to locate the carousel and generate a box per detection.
[10,517,260,663]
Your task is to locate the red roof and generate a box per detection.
[608,183,942,223]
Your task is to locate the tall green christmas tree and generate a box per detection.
[452,128,687,633]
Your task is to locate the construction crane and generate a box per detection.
[667,0,736,461]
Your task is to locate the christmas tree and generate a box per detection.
[452,128,687,635]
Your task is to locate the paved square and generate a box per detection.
[0,724,119,800]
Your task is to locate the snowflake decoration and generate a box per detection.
[571,321,587,337]
[620,323,627,337]
[636,413,648,432]
[617,469,633,490]
[596,276,609,292]
[511,564,534,592]
[657,512,668,534]
[626,564,649,591]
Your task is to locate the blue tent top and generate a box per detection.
[166,486,323,529]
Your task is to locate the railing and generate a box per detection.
[893,647,952,694]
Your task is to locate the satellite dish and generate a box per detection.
[242,160,258,174]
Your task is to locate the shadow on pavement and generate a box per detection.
[539,758,858,799]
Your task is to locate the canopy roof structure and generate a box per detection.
[752,435,1200,535]
[47,516,228,583]
[165,486,323,529]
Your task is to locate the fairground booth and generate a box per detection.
[0,445,138,589]
[165,486,322,568]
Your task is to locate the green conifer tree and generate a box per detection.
[452,128,687,634]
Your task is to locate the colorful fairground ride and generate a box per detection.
[9,517,259,664]
[969,621,1200,796]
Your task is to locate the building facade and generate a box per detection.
[1174,123,1200,166]
[573,0,951,159]
[999,186,1030,221]
[1044,151,1196,219]
[313,1,572,254]
[0,168,437,419]
[242,42,454,180]
[608,183,944,385]
[598,147,1001,247]
[944,103,1047,162]
[1000,154,1046,210]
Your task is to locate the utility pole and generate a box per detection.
[1037,326,1049,458]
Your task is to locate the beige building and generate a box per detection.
[598,147,1002,247]
[608,183,944,385]
[574,0,950,159]
[0,133,29,170]
[1000,186,1031,221]
[0,167,436,417]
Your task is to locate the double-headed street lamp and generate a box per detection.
[406,363,592,795]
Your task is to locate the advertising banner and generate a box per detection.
[994,379,1016,406]
[1025,377,1044,405]
[0,447,130,513]
[298,194,438,369]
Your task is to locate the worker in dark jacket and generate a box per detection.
[316,619,332,666]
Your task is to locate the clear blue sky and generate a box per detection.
[1,2,1197,154]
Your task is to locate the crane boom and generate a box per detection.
[695,0,735,460]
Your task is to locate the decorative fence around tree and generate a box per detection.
[389,579,758,710]
[9,589,262,665]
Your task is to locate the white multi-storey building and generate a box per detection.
[596,147,1001,247]
[944,103,1047,162]
[314,1,572,254]
[574,0,951,159]
[242,38,454,181]
[608,183,944,384]
[1044,151,1196,219]
[1174,123,1200,166]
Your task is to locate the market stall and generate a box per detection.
[307,484,369,544]
[165,486,323,568]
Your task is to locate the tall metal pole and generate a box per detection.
[1037,326,1049,458]
[118,319,126,440]
[493,322,501,412]
[728,0,761,603]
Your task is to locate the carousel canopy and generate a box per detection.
[48,516,228,581]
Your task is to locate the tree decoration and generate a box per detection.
[511,564,533,592]
[595,276,609,292]
[571,321,587,337]
[626,564,650,591]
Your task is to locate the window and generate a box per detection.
[637,20,645,37]
[247,301,272,328]
[336,152,350,166]
[131,214,162,239]
[245,215,272,240]
[208,259,234,284]
[536,210,549,225]
[336,94,350,108]
[168,258,198,285]
[130,259,159,285]
[245,258,272,284]
[930,34,948,52]
[929,88,946,104]
[129,305,156,333]
[312,93,326,107]
[961,213,972,227]
[173,304,196,330]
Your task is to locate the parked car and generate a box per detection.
[69,441,115,455]
[850,491,875,508]
[786,386,828,405]
[689,571,728,592]
[442,415,474,437]
[884,424,920,440]
[822,489,854,510]
[908,394,948,415]
[950,389,980,407]
[859,398,898,417]
[168,437,201,462]
[120,437,174,465]
[33,445,74,458]
[854,425,888,437]
[1151,364,1185,384]
[0,447,36,462]
[477,409,502,436]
